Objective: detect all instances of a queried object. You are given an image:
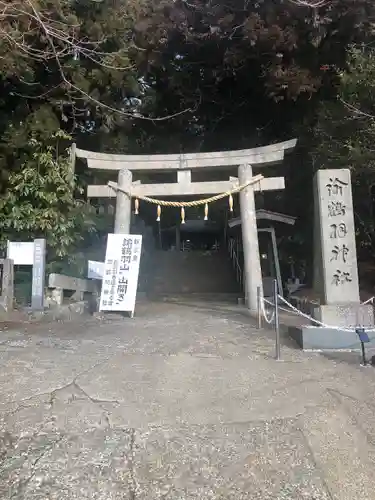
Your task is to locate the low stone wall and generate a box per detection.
[47,273,99,306]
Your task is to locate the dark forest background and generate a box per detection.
[1,0,375,285]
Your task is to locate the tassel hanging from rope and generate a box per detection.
[204,203,208,221]
[156,204,161,222]
[181,206,185,224]
[229,194,233,212]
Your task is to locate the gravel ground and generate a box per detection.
[1,300,375,499]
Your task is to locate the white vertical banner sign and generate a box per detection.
[99,234,142,315]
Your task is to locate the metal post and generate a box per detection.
[158,221,162,249]
[257,286,262,329]
[356,327,370,366]
[361,341,367,366]
[176,225,181,251]
[273,278,281,360]
[270,226,283,298]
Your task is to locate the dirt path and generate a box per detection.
[1,301,375,499]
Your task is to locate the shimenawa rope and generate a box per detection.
[107,174,264,208]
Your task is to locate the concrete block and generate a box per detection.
[52,288,63,306]
[48,273,97,294]
[72,290,84,301]
[313,304,374,328]
[29,301,89,322]
[289,325,375,350]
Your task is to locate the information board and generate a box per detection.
[87,260,104,280]
[99,234,142,314]
[7,241,34,265]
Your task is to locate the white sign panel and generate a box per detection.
[99,234,142,314]
[88,260,104,280]
[7,241,35,265]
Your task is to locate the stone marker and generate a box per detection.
[313,169,372,327]
[31,238,46,311]
[0,258,14,311]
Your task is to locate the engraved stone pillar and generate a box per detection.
[31,238,46,311]
[313,168,372,326]
[1,258,14,311]
[114,169,132,234]
[239,164,263,313]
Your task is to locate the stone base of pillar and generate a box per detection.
[289,324,375,350]
[312,303,374,328]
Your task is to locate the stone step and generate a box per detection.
[149,292,243,303]
[143,250,241,295]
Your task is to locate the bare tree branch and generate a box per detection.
[0,0,195,122]
[286,0,331,7]
[339,97,375,120]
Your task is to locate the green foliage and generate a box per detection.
[0,0,142,165]
[2,0,375,277]
[130,0,375,153]
[313,47,375,256]
[0,130,96,258]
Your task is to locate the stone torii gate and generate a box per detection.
[75,139,297,312]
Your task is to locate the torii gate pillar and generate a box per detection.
[239,164,263,313]
[114,169,132,234]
